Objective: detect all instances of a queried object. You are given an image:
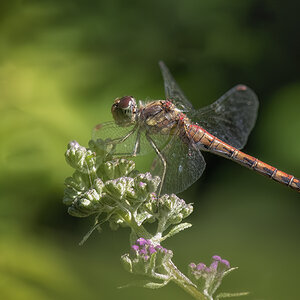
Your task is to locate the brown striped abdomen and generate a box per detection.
[186,124,300,193]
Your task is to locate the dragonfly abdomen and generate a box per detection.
[229,149,300,192]
[186,124,300,192]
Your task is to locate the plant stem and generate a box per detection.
[123,213,153,239]
[166,260,209,300]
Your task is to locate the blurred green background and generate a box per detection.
[1,1,299,299]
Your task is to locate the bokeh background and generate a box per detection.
[1,1,300,299]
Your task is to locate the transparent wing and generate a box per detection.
[151,133,206,195]
[92,122,154,156]
[191,85,259,149]
[159,61,194,112]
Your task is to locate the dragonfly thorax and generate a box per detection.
[111,96,137,127]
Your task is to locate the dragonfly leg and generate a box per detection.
[107,124,139,145]
[131,130,141,156]
[108,130,141,158]
[146,132,166,196]
[102,124,140,157]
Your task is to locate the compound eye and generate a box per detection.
[111,96,137,126]
[118,96,135,109]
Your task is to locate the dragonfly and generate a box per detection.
[92,61,300,195]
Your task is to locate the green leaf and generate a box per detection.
[162,223,192,240]
[216,291,249,299]
[119,279,170,290]
[223,267,239,277]
[143,280,170,289]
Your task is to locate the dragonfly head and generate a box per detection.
[111,96,137,127]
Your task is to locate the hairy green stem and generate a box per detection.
[122,212,153,240]
[166,260,208,300]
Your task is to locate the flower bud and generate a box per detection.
[65,141,96,174]
[104,177,134,198]
[99,159,135,180]
[121,254,133,273]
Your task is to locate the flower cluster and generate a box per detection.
[131,238,171,261]
[188,256,245,299]
[63,140,192,241]
[122,238,173,280]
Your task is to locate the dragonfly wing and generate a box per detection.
[92,122,153,156]
[159,61,194,112]
[92,121,131,141]
[150,133,206,194]
[192,85,259,149]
